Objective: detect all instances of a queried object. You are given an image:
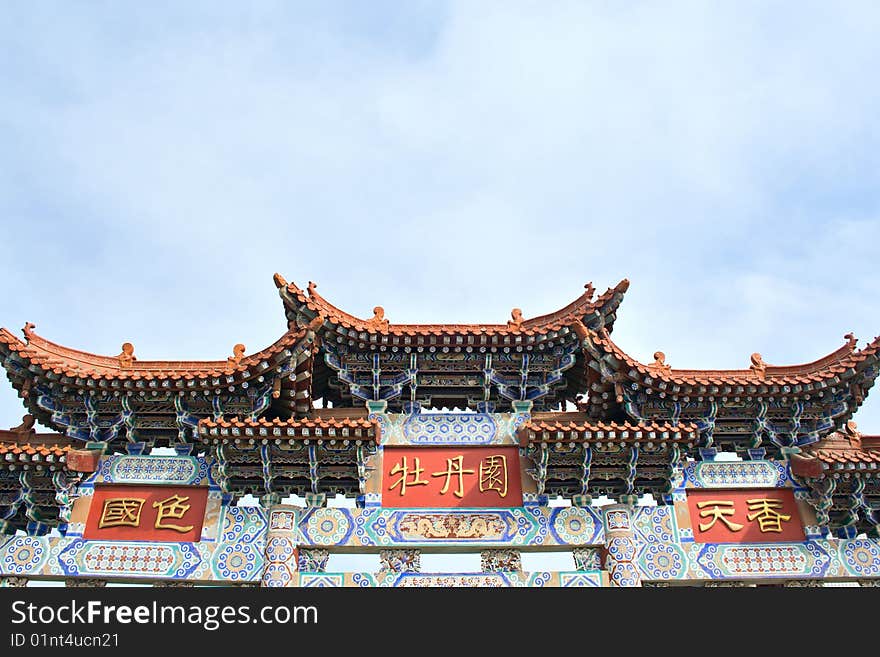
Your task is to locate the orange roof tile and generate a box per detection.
[517,413,699,446]
[791,425,880,476]
[276,274,629,339]
[0,324,311,383]
[0,441,70,460]
[590,328,880,389]
[197,415,380,444]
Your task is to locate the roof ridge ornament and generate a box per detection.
[507,308,524,330]
[117,343,136,369]
[307,281,318,297]
[584,283,595,302]
[10,414,35,436]
[844,420,862,448]
[648,351,671,374]
[749,352,766,377]
[273,272,288,289]
[844,332,857,349]
[227,344,246,367]
[367,306,389,330]
[22,322,35,340]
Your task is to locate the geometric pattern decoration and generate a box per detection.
[293,571,600,587]
[559,572,603,587]
[403,413,498,445]
[0,504,269,584]
[98,455,212,486]
[210,541,265,582]
[693,542,831,579]
[603,505,642,587]
[683,460,789,489]
[261,505,299,588]
[57,539,203,578]
[638,542,688,581]
[632,506,678,545]
[839,539,880,578]
[0,536,48,576]
[375,411,527,446]
[296,507,605,548]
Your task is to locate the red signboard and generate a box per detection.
[83,485,209,543]
[382,447,522,508]
[686,488,805,544]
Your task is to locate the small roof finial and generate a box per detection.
[22,322,35,339]
[367,306,389,330]
[273,272,288,289]
[307,281,318,297]
[649,351,671,373]
[507,308,524,329]
[227,344,246,367]
[750,352,766,376]
[118,342,136,369]
[10,414,35,435]
[583,283,595,301]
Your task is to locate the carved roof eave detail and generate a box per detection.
[585,330,880,393]
[275,275,630,342]
[0,427,72,466]
[790,424,880,477]
[197,415,381,445]
[0,325,314,389]
[517,414,699,447]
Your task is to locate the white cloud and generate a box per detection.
[0,2,878,430]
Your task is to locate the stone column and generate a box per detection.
[602,504,642,587]
[261,504,299,587]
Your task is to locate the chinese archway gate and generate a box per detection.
[1,275,879,587]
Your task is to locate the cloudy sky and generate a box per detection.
[2,2,879,432]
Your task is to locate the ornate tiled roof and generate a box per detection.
[518,413,699,445]
[197,415,380,443]
[589,328,880,388]
[275,273,629,340]
[0,323,309,384]
[0,420,71,465]
[790,423,880,476]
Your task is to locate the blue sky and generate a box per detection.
[1,2,879,432]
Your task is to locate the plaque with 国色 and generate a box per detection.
[83,485,209,543]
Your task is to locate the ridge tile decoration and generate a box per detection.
[381,447,523,508]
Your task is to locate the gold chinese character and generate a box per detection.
[153,494,194,533]
[432,455,475,498]
[746,498,791,533]
[98,498,145,528]
[479,455,508,498]
[388,457,430,496]
[696,500,744,532]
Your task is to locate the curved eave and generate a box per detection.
[0,325,311,386]
[590,330,880,391]
[276,274,629,342]
[790,432,880,477]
